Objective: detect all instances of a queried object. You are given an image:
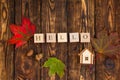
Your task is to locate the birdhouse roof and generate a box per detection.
[78,48,93,56]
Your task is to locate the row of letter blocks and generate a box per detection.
[34,33,90,43]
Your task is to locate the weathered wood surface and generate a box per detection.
[0,0,120,80]
[95,0,120,80]
[0,0,14,80]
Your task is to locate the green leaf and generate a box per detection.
[48,67,56,76]
[43,57,65,78]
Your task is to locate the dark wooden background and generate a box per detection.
[0,0,120,80]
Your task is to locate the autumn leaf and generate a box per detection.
[91,31,120,58]
[8,18,36,48]
[43,57,65,78]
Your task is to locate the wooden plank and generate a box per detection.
[103,1,118,80]
[67,0,81,80]
[114,0,120,80]
[80,0,94,80]
[95,0,106,80]
[95,0,108,80]
[41,0,51,79]
[55,0,67,80]
[67,0,95,80]
[15,0,41,80]
[0,0,8,80]
[6,0,15,80]
[82,0,95,80]
[0,0,14,80]
[28,0,42,80]
[14,0,22,79]
[95,0,119,80]
[111,0,120,80]
[41,0,57,79]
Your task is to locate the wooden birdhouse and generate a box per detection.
[78,48,94,64]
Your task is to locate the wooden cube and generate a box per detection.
[34,33,45,43]
[46,33,56,43]
[57,33,67,42]
[80,33,90,42]
[69,33,79,42]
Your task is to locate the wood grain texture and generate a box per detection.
[0,0,120,80]
[103,1,118,80]
[67,0,81,80]
[55,0,67,80]
[95,0,120,80]
[0,42,7,80]
[0,0,8,41]
[80,0,95,80]
[15,0,40,80]
[0,0,7,79]
[28,0,42,80]
[6,0,15,80]
[114,0,120,80]
[0,0,14,80]
[41,0,57,80]
[14,0,22,79]
[41,0,50,79]
[95,1,106,80]
[115,0,120,37]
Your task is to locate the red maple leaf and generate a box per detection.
[8,18,36,48]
